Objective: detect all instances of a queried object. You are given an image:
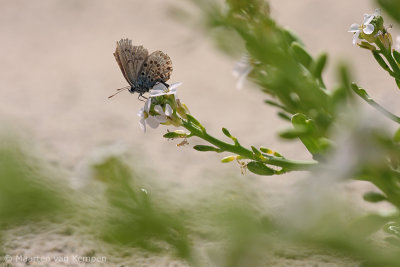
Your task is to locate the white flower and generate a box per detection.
[137,100,173,132]
[348,9,380,45]
[153,104,173,123]
[232,56,252,90]
[150,82,182,97]
[137,98,160,132]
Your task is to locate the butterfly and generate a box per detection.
[110,38,173,100]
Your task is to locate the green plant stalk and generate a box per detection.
[363,96,400,123]
[376,39,400,81]
[351,83,400,124]
[181,119,318,172]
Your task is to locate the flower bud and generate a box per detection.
[358,41,376,51]
[221,155,236,163]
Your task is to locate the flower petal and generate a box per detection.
[152,83,168,91]
[146,116,160,129]
[352,31,360,45]
[139,118,146,132]
[154,115,167,123]
[363,14,374,25]
[165,104,173,116]
[169,82,183,91]
[144,98,151,112]
[137,108,144,117]
[363,24,374,35]
[348,23,360,32]
[154,105,164,115]
[236,66,252,90]
[374,8,381,17]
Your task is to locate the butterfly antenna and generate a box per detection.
[108,86,130,99]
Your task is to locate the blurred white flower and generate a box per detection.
[232,56,252,90]
[150,82,182,97]
[137,98,160,132]
[348,9,380,45]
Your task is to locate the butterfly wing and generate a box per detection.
[114,39,149,86]
[141,51,173,83]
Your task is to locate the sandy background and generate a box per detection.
[0,0,398,266]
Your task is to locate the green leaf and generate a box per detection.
[372,51,391,73]
[393,50,400,64]
[193,145,221,152]
[291,42,313,69]
[279,127,309,139]
[394,128,400,142]
[376,0,400,24]
[292,113,320,154]
[396,79,400,90]
[282,27,303,45]
[363,192,387,203]
[247,161,275,176]
[163,131,188,139]
[186,114,204,130]
[222,127,232,138]
[277,112,291,121]
[311,53,327,77]
[251,146,262,157]
[350,83,369,99]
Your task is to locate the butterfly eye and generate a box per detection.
[141,72,145,76]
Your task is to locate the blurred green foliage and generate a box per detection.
[92,156,193,261]
[0,138,67,227]
[376,0,400,23]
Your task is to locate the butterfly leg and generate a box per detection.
[137,94,148,102]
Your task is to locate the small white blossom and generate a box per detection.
[150,82,182,97]
[348,9,380,45]
[137,99,160,132]
[232,56,252,90]
[153,104,173,123]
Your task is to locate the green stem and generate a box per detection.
[181,120,318,172]
[376,40,400,81]
[351,83,400,124]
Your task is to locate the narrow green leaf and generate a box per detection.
[186,114,204,130]
[282,28,303,45]
[393,50,400,64]
[279,127,309,139]
[372,51,391,73]
[396,79,400,90]
[363,192,387,203]
[291,42,313,68]
[163,131,188,139]
[311,53,327,80]
[193,145,220,152]
[251,146,262,156]
[292,113,320,154]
